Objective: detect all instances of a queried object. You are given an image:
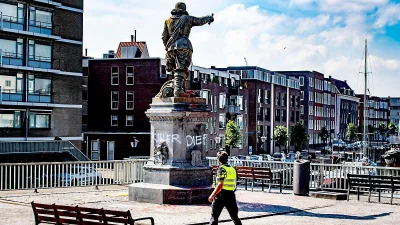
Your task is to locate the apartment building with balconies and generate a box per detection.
[0,0,83,149]
[216,67,301,155]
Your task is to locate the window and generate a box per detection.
[309,77,314,87]
[282,93,286,106]
[126,115,133,126]
[82,90,88,101]
[309,105,313,115]
[238,96,243,110]
[29,7,52,29]
[236,115,243,130]
[300,91,304,100]
[264,90,269,104]
[126,66,134,85]
[29,113,50,128]
[275,109,280,122]
[111,91,119,109]
[126,91,134,110]
[111,67,119,85]
[0,38,24,59]
[300,105,304,115]
[219,114,226,129]
[0,112,21,128]
[299,77,304,86]
[0,74,23,95]
[111,115,118,126]
[28,40,51,62]
[258,89,262,103]
[91,140,100,160]
[276,92,280,106]
[282,109,286,122]
[219,93,226,108]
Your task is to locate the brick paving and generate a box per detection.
[0,185,399,225]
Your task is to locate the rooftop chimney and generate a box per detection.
[85,48,88,56]
[131,35,134,42]
[344,80,347,83]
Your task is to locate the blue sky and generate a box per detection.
[83,0,400,97]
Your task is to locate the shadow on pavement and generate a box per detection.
[238,202,392,221]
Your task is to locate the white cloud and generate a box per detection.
[83,1,400,97]
[374,3,400,28]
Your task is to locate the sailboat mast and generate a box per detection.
[363,39,368,155]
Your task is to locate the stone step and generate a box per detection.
[310,191,347,200]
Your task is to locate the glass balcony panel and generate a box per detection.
[28,94,51,103]
[1,89,23,102]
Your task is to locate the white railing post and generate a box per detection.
[0,12,3,29]
[0,48,3,67]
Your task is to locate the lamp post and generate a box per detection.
[214,136,222,151]
[260,136,267,154]
[130,137,139,148]
[307,135,310,157]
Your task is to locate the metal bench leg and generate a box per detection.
[269,183,271,193]
[378,189,381,203]
[368,189,371,203]
[261,180,264,192]
[391,189,394,205]
[251,179,254,192]
[347,188,350,201]
[245,180,247,190]
[357,187,360,201]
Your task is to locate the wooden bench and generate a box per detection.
[347,174,400,204]
[31,202,155,225]
[212,166,282,193]
[252,167,282,193]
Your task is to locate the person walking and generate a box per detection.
[208,151,242,225]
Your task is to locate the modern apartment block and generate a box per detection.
[0,0,83,148]
[83,41,249,159]
[390,97,400,126]
[216,67,301,155]
[329,78,359,141]
[278,71,336,147]
[358,95,390,141]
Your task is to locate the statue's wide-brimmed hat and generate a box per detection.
[171,2,189,15]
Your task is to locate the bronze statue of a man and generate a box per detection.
[159,2,214,97]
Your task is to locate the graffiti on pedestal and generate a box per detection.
[154,133,208,150]
[154,141,169,165]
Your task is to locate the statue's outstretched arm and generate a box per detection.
[162,21,169,48]
[190,15,214,27]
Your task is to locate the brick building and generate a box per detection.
[328,78,359,142]
[357,95,390,142]
[390,97,400,126]
[216,67,301,155]
[83,41,249,159]
[0,0,83,148]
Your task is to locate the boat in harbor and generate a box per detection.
[382,136,400,166]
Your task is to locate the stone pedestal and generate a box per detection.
[129,97,213,204]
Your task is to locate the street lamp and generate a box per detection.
[214,136,222,151]
[260,136,267,154]
[130,137,139,148]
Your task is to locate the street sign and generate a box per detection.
[249,146,252,155]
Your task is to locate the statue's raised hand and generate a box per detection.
[209,13,214,24]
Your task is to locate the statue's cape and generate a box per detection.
[166,15,190,50]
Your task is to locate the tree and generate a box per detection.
[388,122,397,136]
[225,120,242,156]
[346,123,357,143]
[318,127,329,155]
[290,122,308,152]
[378,122,387,141]
[274,126,288,153]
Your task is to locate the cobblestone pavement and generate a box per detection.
[0,185,399,225]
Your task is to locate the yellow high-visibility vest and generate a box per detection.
[217,165,237,191]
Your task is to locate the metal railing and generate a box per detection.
[0,13,24,30]
[207,157,400,191]
[0,159,148,191]
[227,105,241,114]
[0,141,90,161]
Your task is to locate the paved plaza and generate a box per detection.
[0,185,399,225]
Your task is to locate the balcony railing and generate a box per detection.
[0,89,23,102]
[0,141,89,161]
[1,89,54,103]
[28,55,52,69]
[0,50,23,67]
[29,19,52,35]
[226,105,241,114]
[0,13,24,30]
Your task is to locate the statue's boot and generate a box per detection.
[173,71,186,97]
